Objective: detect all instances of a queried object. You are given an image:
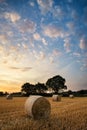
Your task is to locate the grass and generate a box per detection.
[0,97,87,130]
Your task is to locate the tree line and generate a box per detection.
[0,75,87,97]
[21,75,67,96]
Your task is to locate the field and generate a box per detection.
[0,97,87,130]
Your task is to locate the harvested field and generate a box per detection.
[0,97,87,130]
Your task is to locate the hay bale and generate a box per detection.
[69,94,74,98]
[25,95,51,119]
[6,94,13,100]
[52,94,61,101]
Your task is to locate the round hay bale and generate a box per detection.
[6,94,13,100]
[69,94,74,98]
[25,95,51,120]
[52,94,61,101]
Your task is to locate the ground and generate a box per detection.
[0,97,87,130]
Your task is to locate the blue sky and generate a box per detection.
[0,0,87,92]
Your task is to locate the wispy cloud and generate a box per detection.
[22,43,28,49]
[52,6,65,20]
[80,57,87,71]
[53,49,62,56]
[34,51,46,60]
[80,64,87,71]
[9,66,32,72]
[64,38,71,52]
[0,34,8,44]
[67,22,75,30]
[42,24,64,38]
[49,56,54,63]
[33,33,41,40]
[71,10,79,20]
[4,12,21,23]
[42,38,48,45]
[80,36,87,50]
[0,44,4,52]
[29,1,35,7]
[73,52,81,57]
[18,19,36,33]
[37,0,53,14]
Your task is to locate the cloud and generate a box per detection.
[42,38,48,45]
[80,57,87,71]
[10,45,18,51]
[0,45,4,52]
[80,36,87,50]
[0,34,8,44]
[66,22,75,30]
[9,66,32,72]
[22,43,28,49]
[42,24,64,38]
[48,49,62,64]
[33,33,48,46]
[29,1,35,7]
[53,49,62,56]
[71,10,79,20]
[80,64,87,71]
[64,38,71,52]
[34,51,46,60]
[37,0,53,14]
[4,12,20,23]
[19,19,36,33]
[3,60,8,64]
[7,31,13,37]
[33,33,41,40]
[49,56,54,63]
[73,52,81,57]
[52,6,65,20]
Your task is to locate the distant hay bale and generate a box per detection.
[6,94,13,100]
[25,95,51,120]
[52,95,61,101]
[69,94,74,98]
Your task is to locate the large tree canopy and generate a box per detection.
[35,82,47,93]
[46,75,67,94]
[21,82,36,95]
[21,82,47,95]
[21,75,67,96]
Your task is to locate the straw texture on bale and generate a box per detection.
[52,94,61,101]
[69,94,74,98]
[25,95,51,119]
[6,94,13,99]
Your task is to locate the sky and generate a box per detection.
[0,0,87,92]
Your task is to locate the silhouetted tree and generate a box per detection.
[46,75,67,94]
[4,91,9,96]
[21,82,36,96]
[0,91,4,96]
[68,90,73,95]
[35,82,47,94]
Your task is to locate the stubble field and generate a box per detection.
[0,97,87,130]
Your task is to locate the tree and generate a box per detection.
[46,75,67,94]
[0,91,4,96]
[21,82,36,96]
[35,82,47,94]
[68,90,73,95]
